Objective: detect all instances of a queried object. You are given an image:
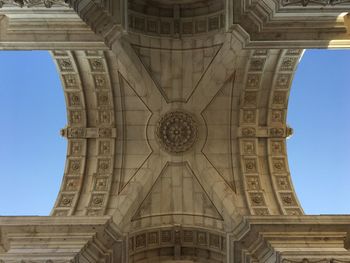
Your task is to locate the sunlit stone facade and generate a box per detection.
[0,1,350,262]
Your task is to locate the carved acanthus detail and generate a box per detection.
[283,259,350,263]
[282,0,350,6]
[156,111,198,154]
[0,0,68,8]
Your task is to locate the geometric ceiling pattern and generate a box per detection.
[0,0,350,262]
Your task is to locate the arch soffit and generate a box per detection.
[0,0,346,232]
[0,2,349,263]
[47,31,304,233]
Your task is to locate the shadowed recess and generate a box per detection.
[0,51,67,216]
[287,49,350,215]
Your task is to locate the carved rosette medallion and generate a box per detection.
[156,111,198,154]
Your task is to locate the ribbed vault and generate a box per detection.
[51,31,304,231]
[0,0,350,262]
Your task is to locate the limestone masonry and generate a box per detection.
[0,0,350,262]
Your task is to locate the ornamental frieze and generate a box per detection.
[0,0,68,8]
[282,0,350,6]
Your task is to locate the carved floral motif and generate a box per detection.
[277,176,291,190]
[99,128,113,138]
[250,193,265,206]
[0,0,68,8]
[280,57,297,71]
[242,127,256,137]
[246,74,261,89]
[244,159,258,173]
[97,158,111,173]
[57,59,74,72]
[282,0,350,6]
[247,176,260,190]
[249,58,266,71]
[59,195,74,207]
[280,193,296,206]
[242,140,256,155]
[254,208,270,215]
[94,177,108,191]
[242,110,256,123]
[90,194,105,207]
[98,140,111,155]
[270,128,285,137]
[156,111,198,153]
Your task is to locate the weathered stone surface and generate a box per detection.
[0,0,350,262]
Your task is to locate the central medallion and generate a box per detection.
[156,111,198,154]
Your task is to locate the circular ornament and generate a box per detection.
[156,111,198,153]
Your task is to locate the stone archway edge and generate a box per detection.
[1,215,350,262]
[0,0,350,262]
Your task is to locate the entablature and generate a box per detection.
[231,0,350,48]
[232,215,350,263]
[0,216,124,262]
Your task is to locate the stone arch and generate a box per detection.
[51,50,118,216]
[236,48,304,216]
[0,0,350,261]
[0,35,303,234]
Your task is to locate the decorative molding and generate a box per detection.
[129,226,225,263]
[232,216,350,263]
[128,0,224,37]
[238,126,293,138]
[283,259,350,263]
[51,51,88,216]
[51,50,118,217]
[85,51,116,216]
[156,111,198,154]
[238,49,271,215]
[266,49,304,215]
[128,10,225,37]
[0,217,123,262]
[281,0,350,6]
[230,0,350,49]
[0,0,68,8]
[236,48,304,216]
[60,127,117,138]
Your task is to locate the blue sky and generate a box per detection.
[287,49,350,214]
[0,51,66,215]
[0,50,349,216]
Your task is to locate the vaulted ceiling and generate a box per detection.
[0,0,349,262]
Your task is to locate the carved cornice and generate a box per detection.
[231,0,350,48]
[238,126,293,138]
[0,5,105,50]
[283,259,350,263]
[68,0,124,48]
[60,127,117,139]
[231,216,350,263]
[51,50,118,217]
[0,0,68,8]
[0,216,124,262]
[237,48,303,216]
[281,0,350,6]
